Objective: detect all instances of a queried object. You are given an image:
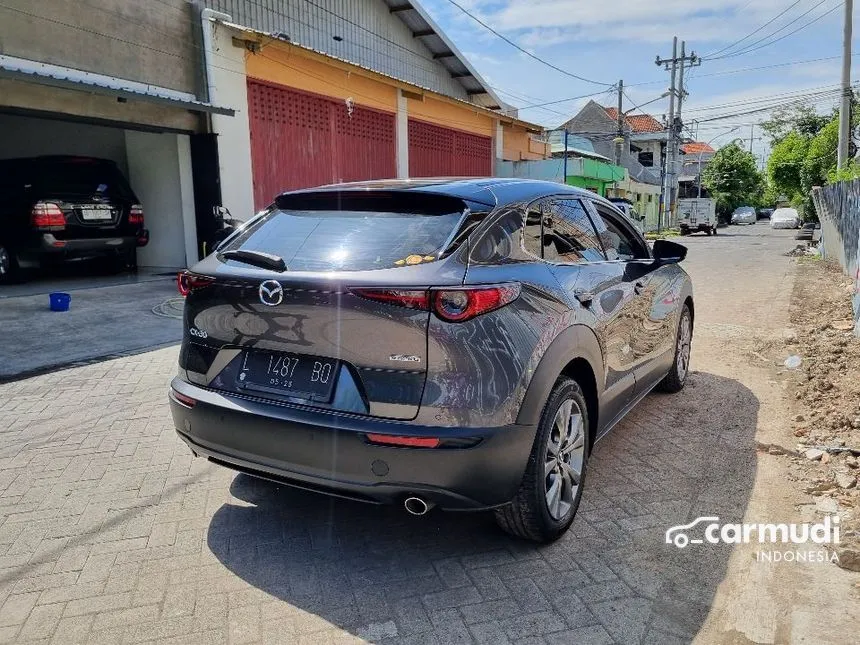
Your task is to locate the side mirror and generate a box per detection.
[652,239,687,265]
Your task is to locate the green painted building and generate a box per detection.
[564,157,626,196]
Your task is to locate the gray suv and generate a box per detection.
[168,178,694,542]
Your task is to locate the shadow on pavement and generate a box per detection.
[207,370,759,644]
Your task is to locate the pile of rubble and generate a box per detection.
[781,259,860,569]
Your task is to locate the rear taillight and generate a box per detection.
[31,202,65,228]
[432,285,521,322]
[350,288,430,310]
[351,285,520,322]
[129,204,144,226]
[177,271,215,296]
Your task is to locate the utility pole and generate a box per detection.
[615,79,624,167]
[656,38,699,231]
[838,0,854,169]
[749,124,755,154]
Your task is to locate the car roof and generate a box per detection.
[280,177,615,209]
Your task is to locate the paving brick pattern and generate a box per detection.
[0,346,757,644]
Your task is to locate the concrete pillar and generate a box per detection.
[495,120,504,160]
[211,23,255,217]
[177,134,198,266]
[396,89,409,179]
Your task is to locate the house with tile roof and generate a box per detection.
[559,100,667,229]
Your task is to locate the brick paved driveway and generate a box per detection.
[0,344,758,644]
[1,229,803,644]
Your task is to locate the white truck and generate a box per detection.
[678,198,718,236]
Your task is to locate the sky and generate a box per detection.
[419,0,849,163]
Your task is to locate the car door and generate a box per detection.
[586,200,680,396]
[530,196,640,429]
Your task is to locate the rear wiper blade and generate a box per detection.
[218,249,287,272]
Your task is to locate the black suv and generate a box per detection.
[0,156,149,282]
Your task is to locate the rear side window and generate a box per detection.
[221,192,469,272]
[543,199,606,264]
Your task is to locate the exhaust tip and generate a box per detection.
[404,496,431,516]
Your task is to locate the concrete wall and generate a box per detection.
[0,0,200,95]
[125,131,197,269]
[812,182,860,334]
[210,23,255,221]
[0,114,129,175]
[495,159,565,183]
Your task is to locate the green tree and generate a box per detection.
[767,131,809,203]
[702,142,764,217]
[800,116,838,193]
[760,105,830,145]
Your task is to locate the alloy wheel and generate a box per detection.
[544,398,585,520]
[676,311,692,380]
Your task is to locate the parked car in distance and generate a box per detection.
[795,221,820,240]
[169,178,695,543]
[771,207,802,229]
[0,156,148,283]
[678,197,718,235]
[731,206,757,225]
[757,207,774,219]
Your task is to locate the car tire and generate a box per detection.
[705,228,712,236]
[657,304,692,393]
[495,377,589,543]
[712,226,718,236]
[0,244,19,284]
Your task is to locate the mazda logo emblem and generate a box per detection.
[258,280,283,306]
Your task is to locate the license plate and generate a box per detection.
[81,207,113,221]
[237,351,338,402]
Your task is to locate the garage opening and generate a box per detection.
[0,111,198,273]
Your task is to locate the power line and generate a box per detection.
[441,0,614,86]
[708,1,843,60]
[703,0,805,58]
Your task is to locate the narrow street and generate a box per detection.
[0,225,856,644]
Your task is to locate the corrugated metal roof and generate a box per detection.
[381,0,503,111]
[0,54,234,117]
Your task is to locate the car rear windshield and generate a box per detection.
[221,192,470,272]
[16,159,136,201]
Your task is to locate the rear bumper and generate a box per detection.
[20,233,138,259]
[169,378,536,510]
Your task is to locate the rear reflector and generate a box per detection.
[350,288,429,310]
[177,271,215,296]
[170,388,197,408]
[31,202,65,228]
[366,433,441,448]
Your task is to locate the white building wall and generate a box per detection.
[205,0,469,100]
[125,131,197,269]
[211,23,256,222]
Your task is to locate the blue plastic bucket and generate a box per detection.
[49,292,71,312]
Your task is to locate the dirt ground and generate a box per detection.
[684,236,860,644]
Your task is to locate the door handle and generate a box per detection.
[574,289,594,306]
[634,280,647,295]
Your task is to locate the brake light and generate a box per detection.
[350,288,429,310]
[177,271,215,296]
[366,433,441,448]
[129,204,144,225]
[31,202,65,228]
[432,284,521,322]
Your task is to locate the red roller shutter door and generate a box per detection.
[248,79,396,209]
[408,119,492,178]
